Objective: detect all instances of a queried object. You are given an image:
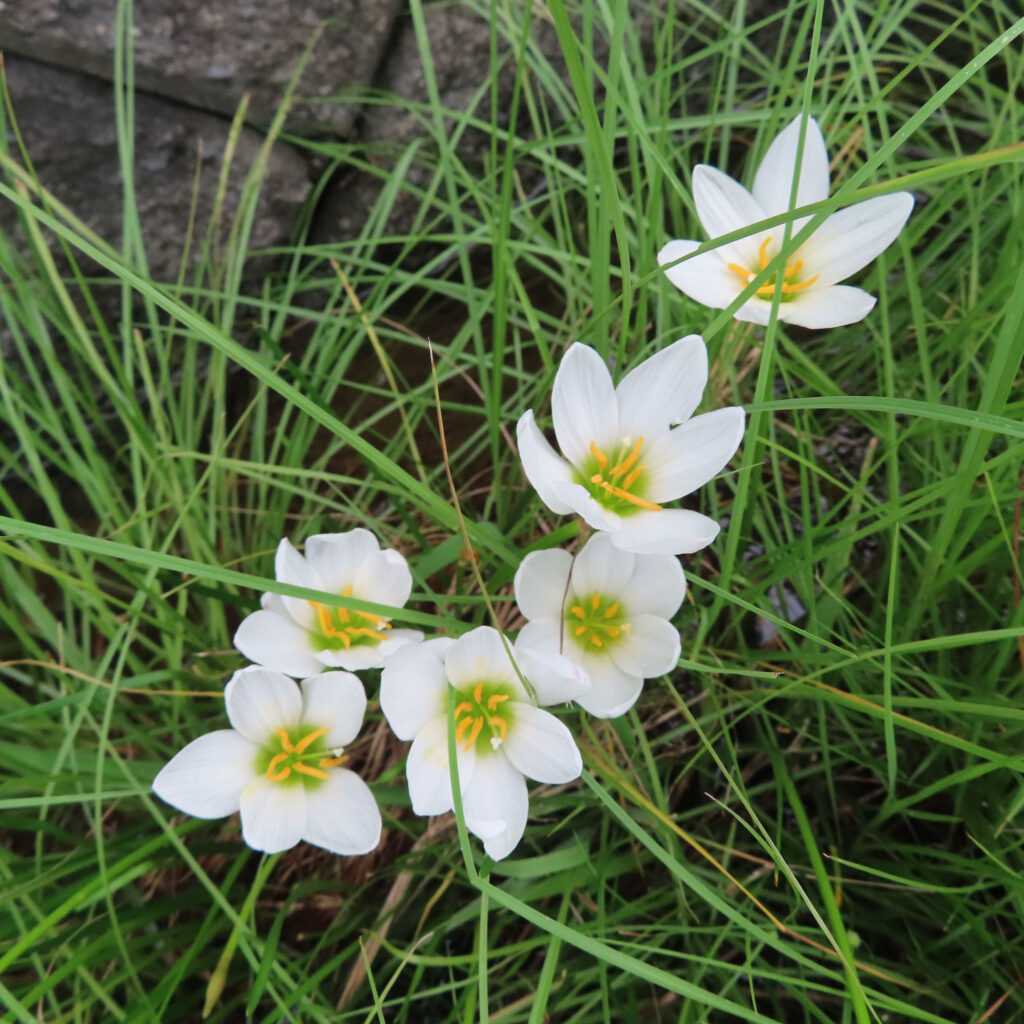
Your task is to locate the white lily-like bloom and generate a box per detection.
[380,626,585,861]
[234,529,422,676]
[658,115,915,329]
[517,338,745,556]
[152,666,382,855]
[515,533,685,718]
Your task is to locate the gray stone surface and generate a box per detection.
[0,55,310,285]
[0,0,402,135]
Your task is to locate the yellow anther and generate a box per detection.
[622,465,646,491]
[589,441,608,470]
[265,752,291,782]
[455,700,474,716]
[486,693,509,711]
[604,603,619,618]
[590,634,604,647]
[293,727,329,755]
[727,261,753,282]
[488,717,508,740]
[276,728,296,754]
[293,761,329,781]
[570,605,585,619]
[728,237,818,299]
[591,594,601,611]
[608,628,620,637]
[473,682,484,703]
[456,715,476,746]
[462,716,484,751]
[609,436,645,480]
[759,235,772,270]
[574,625,587,636]
[318,754,349,769]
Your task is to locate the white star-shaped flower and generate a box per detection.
[234,529,422,676]
[658,115,914,329]
[380,627,586,861]
[515,533,685,718]
[152,667,382,855]
[517,338,745,555]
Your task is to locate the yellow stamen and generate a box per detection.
[589,441,608,470]
[609,436,644,480]
[473,682,484,703]
[293,727,329,755]
[575,625,587,636]
[590,634,603,647]
[318,754,348,769]
[608,628,620,637]
[488,717,508,740]
[276,728,295,754]
[487,693,509,711]
[293,761,329,780]
[759,235,772,270]
[727,261,753,282]
[462,716,484,751]
[456,715,476,746]
[570,605,585,619]
[591,593,600,611]
[590,474,663,511]
[455,701,474,717]
[265,752,291,781]
[604,603,619,618]
[622,465,646,491]
[727,236,819,298]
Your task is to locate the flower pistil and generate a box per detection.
[454,682,513,751]
[264,726,348,783]
[567,592,632,649]
[726,236,819,299]
[587,438,662,513]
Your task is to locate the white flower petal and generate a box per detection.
[514,629,592,706]
[517,411,577,515]
[514,548,573,622]
[658,240,745,310]
[302,530,380,593]
[644,407,745,503]
[610,509,721,555]
[233,609,323,678]
[353,549,414,609]
[620,552,686,619]
[445,626,522,693]
[752,115,830,226]
[274,539,321,629]
[554,481,623,533]
[406,715,476,816]
[462,752,528,861]
[609,613,681,678]
[378,629,424,657]
[569,532,635,600]
[778,285,877,329]
[551,343,618,468]
[575,660,644,719]
[615,334,709,441]
[504,703,582,785]
[152,730,256,818]
[691,165,765,267]
[801,192,914,287]
[300,672,366,749]
[239,776,307,853]
[380,639,451,740]
[302,768,382,855]
[224,666,303,745]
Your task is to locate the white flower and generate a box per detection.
[517,338,744,556]
[234,529,422,676]
[380,626,584,861]
[152,666,382,855]
[658,115,914,329]
[515,533,684,718]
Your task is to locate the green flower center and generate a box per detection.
[565,592,632,653]
[309,584,392,652]
[726,235,819,301]
[454,681,515,754]
[576,437,662,516]
[255,724,346,788]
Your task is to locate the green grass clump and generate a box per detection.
[2,0,1024,1021]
